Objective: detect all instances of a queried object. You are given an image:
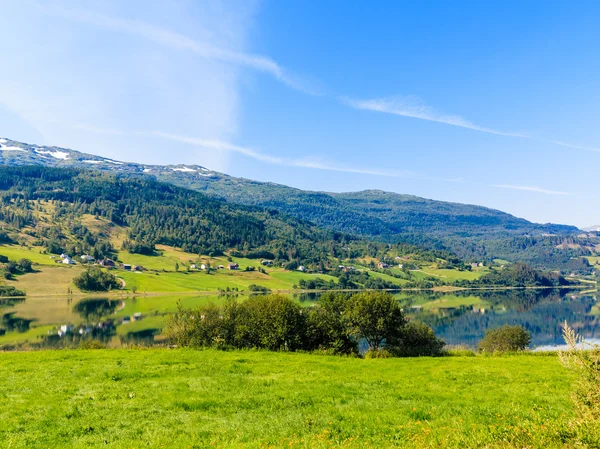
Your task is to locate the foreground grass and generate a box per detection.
[0,350,596,448]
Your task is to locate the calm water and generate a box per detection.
[1,289,598,349]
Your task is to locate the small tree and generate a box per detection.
[478,324,531,353]
[391,320,445,357]
[306,292,357,355]
[17,258,33,272]
[346,291,406,352]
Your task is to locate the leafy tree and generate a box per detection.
[391,321,445,357]
[73,267,120,292]
[346,291,407,351]
[16,258,32,273]
[306,292,357,355]
[478,324,531,353]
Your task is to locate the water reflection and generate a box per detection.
[2,312,33,333]
[1,289,598,349]
[405,289,599,348]
[72,298,121,322]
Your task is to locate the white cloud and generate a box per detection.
[493,184,569,196]
[0,1,252,171]
[37,2,321,95]
[342,96,527,137]
[547,140,600,153]
[152,132,418,178]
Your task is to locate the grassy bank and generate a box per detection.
[0,350,596,448]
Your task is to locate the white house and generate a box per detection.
[298,266,306,272]
[200,264,207,270]
[190,264,198,270]
[62,257,75,265]
[80,255,94,262]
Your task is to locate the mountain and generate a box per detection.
[0,137,593,269]
[583,225,600,233]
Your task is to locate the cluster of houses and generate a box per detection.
[52,254,145,271]
[188,263,233,270]
[338,265,356,272]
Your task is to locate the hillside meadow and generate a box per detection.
[1,349,598,448]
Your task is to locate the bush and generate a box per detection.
[248,284,271,293]
[478,325,531,353]
[78,340,106,350]
[165,292,444,358]
[165,295,307,352]
[559,322,600,421]
[73,267,120,292]
[391,321,445,357]
[0,285,26,297]
[364,349,392,359]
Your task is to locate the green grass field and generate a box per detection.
[117,268,337,293]
[1,350,593,448]
[0,244,57,265]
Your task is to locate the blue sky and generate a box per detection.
[1,1,599,226]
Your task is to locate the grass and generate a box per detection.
[6,265,84,296]
[117,267,337,293]
[0,244,57,266]
[0,350,592,448]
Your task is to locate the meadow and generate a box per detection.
[0,349,595,448]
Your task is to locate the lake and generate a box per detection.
[1,288,598,349]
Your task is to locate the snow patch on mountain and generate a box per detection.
[172,167,196,173]
[83,160,103,164]
[0,144,26,152]
[35,149,69,160]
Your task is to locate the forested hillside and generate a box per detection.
[0,138,595,270]
[0,166,453,271]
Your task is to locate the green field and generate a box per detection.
[0,244,57,265]
[1,350,594,448]
[117,268,337,293]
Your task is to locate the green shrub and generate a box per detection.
[78,340,106,350]
[478,324,531,353]
[391,320,445,357]
[364,349,393,359]
[559,322,600,421]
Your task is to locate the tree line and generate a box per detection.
[164,291,445,357]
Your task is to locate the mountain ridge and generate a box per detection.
[0,137,577,233]
[1,137,592,269]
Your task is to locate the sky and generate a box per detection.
[1,0,599,227]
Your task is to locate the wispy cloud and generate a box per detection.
[547,140,600,153]
[493,184,569,196]
[341,96,527,137]
[153,131,418,178]
[39,3,322,95]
